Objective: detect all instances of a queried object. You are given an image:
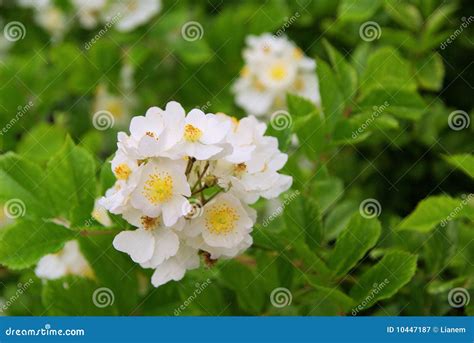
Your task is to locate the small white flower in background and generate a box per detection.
[100,101,292,287]
[35,241,93,280]
[72,0,107,29]
[24,0,69,42]
[103,0,162,32]
[232,33,320,117]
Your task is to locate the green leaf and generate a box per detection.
[443,154,474,179]
[398,195,474,232]
[219,260,265,314]
[358,88,426,121]
[79,235,139,315]
[44,137,96,227]
[17,123,67,164]
[360,47,416,97]
[322,40,358,105]
[338,0,382,22]
[385,1,422,31]
[311,177,344,214]
[415,53,445,91]
[350,251,418,310]
[302,284,355,315]
[324,200,359,241]
[0,220,75,269]
[0,153,54,220]
[318,59,344,130]
[288,94,326,155]
[328,215,381,277]
[42,276,118,315]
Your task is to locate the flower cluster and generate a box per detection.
[17,0,161,40]
[232,33,320,117]
[100,101,292,287]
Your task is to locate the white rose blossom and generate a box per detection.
[232,33,321,117]
[100,101,292,287]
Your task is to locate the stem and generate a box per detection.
[185,157,195,176]
[191,185,209,195]
[202,189,222,205]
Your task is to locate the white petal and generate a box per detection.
[113,229,155,263]
[148,229,180,266]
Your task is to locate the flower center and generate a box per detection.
[143,172,174,204]
[141,216,159,230]
[269,63,287,81]
[184,124,203,142]
[233,163,247,176]
[205,203,239,235]
[293,78,305,91]
[114,163,132,180]
[293,47,303,60]
[107,100,124,119]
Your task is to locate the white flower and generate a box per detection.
[169,109,231,160]
[224,115,266,163]
[93,84,134,128]
[233,33,320,117]
[150,244,199,287]
[35,241,93,280]
[103,0,162,32]
[130,159,190,226]
[185,193,255,258]
[72,0,106,29]
[113,216,182,264]
[34,4,68,41]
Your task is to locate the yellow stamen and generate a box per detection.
[114,163,132,180]
[143,172,174,204]
[269,63,287,81]
[293,47,303,60]
[293,78,305,91]
[184,124,203,142]
[205,203,240,235]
